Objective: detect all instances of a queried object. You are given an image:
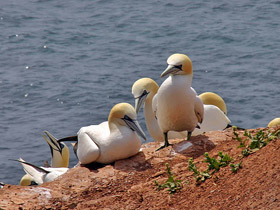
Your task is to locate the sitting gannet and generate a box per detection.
[152,54,204,150]
[16,158,68,185]
[132,79,231,141]
[58,103,146,164]
[19,132,70,186]
[267,118,280,128]
[192,92,231,135]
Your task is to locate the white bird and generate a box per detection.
[152,53,204,150]
[132,78,232,141]
[132,78,187,142]
[58,103,146,165]
[16,158,68,185]
[19,131,70,186]
[192,92,231,135]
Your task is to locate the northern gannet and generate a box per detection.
[19,131,70,186]
[132,78,231,142]
[267,118,280,128]
[16,158,68,185]
[153,54,204,150]
[192,92,231,135]
[132,78,188,142]
[59,103,146,164]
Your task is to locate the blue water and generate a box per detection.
[0,0,279,185]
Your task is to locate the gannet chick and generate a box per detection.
[267,118,280,128]
[192,92,231,136]
[16,158,68,185]
[19,132,70,186]
[153,53,204,150]
[60,103,146,164]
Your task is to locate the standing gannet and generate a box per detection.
[132,78,163,141]
[59,103,146,165]
[267,118,280,128]
[153,53,204,150]
[15,158,68,185]
[132,79,233,141]
[132,78,190,142]
[19,132,70,186]
[192,92,231,135]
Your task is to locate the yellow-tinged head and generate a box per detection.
[267,118,280,128]
[132,78,159,97]
[161,53,193,78]
[199,92,227,115]
[20,174,37,186]
[132,78,159,113]
[108,103,146,140]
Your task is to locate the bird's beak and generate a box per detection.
[160,65,181,78]
[123,118,147,141]
[43,131,62,154]
[134,94,148,114]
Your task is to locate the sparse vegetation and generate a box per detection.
[233,126,280,157]
[189,152,233,185]
[188,158,211,185]
[230,162,242,173]
[155,163,182,194]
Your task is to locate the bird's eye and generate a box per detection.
[123,115,131,121]
[135,90,149,99]
[141,90,149,97]
[174,65,183,70]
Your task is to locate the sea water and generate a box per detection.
[0,0,279,185]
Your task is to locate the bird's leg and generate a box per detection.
[156,132,170,151]
[187,131,192,140]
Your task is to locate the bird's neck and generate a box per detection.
[170,74,193,87]
[144,94,156,125]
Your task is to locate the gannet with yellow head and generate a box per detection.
[132,78,191,142]
[16,158,68,185]
[153,53,204,150]
[192,92,231,135]
[267,118,280,128]
[63,103,146,164]
[19,132,70,186]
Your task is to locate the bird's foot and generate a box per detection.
[155,143,171,151]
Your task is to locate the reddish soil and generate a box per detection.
[1,127,280,210]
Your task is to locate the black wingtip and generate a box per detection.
[58,136,78,143]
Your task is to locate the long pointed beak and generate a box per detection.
[160,65,181,78]
[43,131,62,154]
[124,119,147,141]
[134,94,147,114]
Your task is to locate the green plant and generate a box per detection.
[230,162,242,173]
[232,126,247,148]
[204,152,232,173]
[233,127,280,157]
[155,163,182,194]
[188,158,210,184]
[188,152,232,184]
